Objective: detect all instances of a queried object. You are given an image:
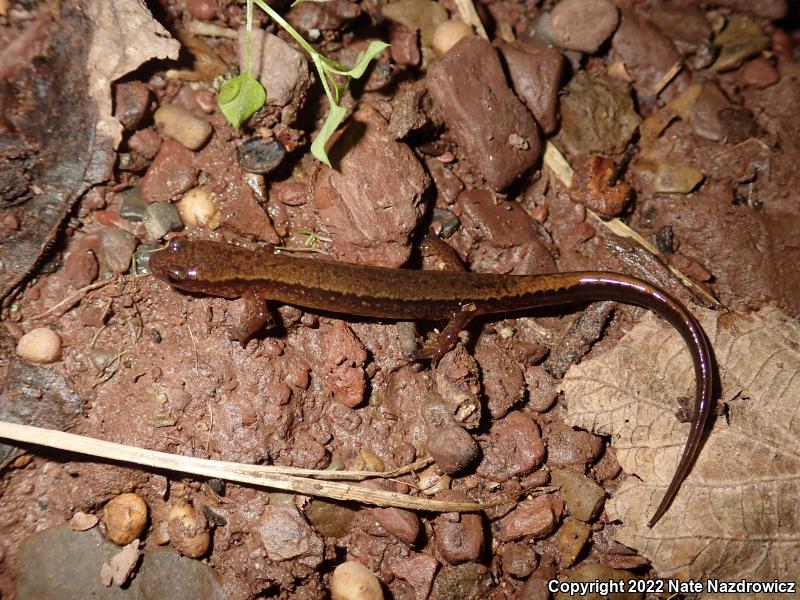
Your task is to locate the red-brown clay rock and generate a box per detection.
[313,107,429,267]
[497,40,565,134]
[427,36,541,191]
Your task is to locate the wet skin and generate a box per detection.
[150,238,715,527]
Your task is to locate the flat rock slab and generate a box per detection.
[427,36,541,191]
[15,524,228,600]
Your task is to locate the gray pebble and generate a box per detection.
[432,208,460,238]
[237,138,287,174]
[133,242,163,276]
[98,226,138,274]
[144,202,183,240]
[120,187,147,222]
[117,151,151,172]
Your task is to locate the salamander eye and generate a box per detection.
[169,238,187,253]
[167,267,186,282]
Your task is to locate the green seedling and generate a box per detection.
[219,0,389,166]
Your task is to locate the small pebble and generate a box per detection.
[114,81,151,131]
[70,511,100,531]
[168,499,211,558]
[330,561,384,600]
[102,492,148,545]
[497,494,560,541]
[153,104,212,151]
[98,227,138,274]
[381,0,448,47]
[237,138,287,175]
[63,248,99,289]
[550,468,605,522]
[501,542,537,578]
[133,243,163,276]
[16,327,62,364]
[555,517,590,567]
[426,425,479,474]
[143,202,183,240]
[185,0,216,20]
[550,0,619,53]
[741,57,779,89]
[432,21,473,56]
[117,151,150,173]
[371,507,420,545]
[119,187,147,222]
[177,188,220,228]
[127,127,162,159]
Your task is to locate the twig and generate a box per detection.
[587,211,723,308]
[187,20,238,39]
[452,0,488,39]
[652,60,683,96]
[91,349,129,388]
[0,421,482,512]
[30,278,117,320]
[186,322,200,375]
[543,141,574,188]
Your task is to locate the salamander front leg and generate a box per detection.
[409,305,476,363]
[228,288,274,343]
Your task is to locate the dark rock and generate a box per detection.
[114,81,151,131]
[98,226,138,274]
[120,187,147,222]
[431,563,492,600]
[141,140,197,204]
[237,138,287,174]
[427,36,541,191]
[426,425,480,474]
[477,411,545,482]
[559,71,641,155]
[304,498,357,538]
[610,10,691,102]
[143,202,183,240]
[497,40,565,135]
[550,0,619,53]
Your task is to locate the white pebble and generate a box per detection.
[432,21,473,56]
[330,561,384,600]
[153,104,212,150]
[177,188,220,229]
[16,327,62,364]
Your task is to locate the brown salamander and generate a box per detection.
[150,238,714,527]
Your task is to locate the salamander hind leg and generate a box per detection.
[228,289,274,343]
[408,306,475,363]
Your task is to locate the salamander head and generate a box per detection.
[149,238,238,294]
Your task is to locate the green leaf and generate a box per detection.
[342,41,390,78]
[317,41,390,77]
[311,102,348,167]
[218,72,267,129]
[290,0,331,6]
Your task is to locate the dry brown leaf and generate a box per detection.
[85,0,180,146]
[561,306,800,584]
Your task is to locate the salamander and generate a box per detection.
[149,238,714,527]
